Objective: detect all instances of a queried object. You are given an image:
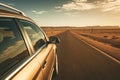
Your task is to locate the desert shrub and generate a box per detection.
[111,43,120,48]
[112,36,119,39]
[103,36,108,38]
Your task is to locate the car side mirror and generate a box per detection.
[49,36,60,44]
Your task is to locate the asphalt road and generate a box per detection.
[56,31,120,80]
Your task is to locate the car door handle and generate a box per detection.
[43,61,46,68]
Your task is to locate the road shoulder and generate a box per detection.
[70,31,120,63]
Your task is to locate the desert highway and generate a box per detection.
[56,31,120,80]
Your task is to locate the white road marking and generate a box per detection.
[70,32,120,64]
[80,38,120,64]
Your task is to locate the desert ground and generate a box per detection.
[42,27,120,60]
[42,27,120,80]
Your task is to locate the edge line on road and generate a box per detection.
[71,32,120,64]
[80,38,120,64]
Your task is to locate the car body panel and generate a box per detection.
[12,44,56,80]
[42,44,56,80]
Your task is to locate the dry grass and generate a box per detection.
[42,27,120,48]
[42,27,66,37]
[42,27,120,60]
[74,29,120,48]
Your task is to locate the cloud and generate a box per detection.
[55,0,120,13]
[32,10,47,14]
[102,0,120,12]
[56,1,96,11]
[73,0,87,2]
[65,12,77,16]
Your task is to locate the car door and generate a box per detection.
[0,18,34,79]
[18,19,56,80]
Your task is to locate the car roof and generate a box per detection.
[0,3,34,22]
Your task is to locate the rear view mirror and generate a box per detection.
[49,36,60,44]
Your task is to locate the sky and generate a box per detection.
[0,0,120,27]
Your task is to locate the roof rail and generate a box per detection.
[0,3,25,16]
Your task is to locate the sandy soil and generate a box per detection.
[74,31,120,48]
[42,27,120,60]
[71,32,120,60]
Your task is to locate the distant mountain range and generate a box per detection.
[82,26,120,29]
[42,26,120,29]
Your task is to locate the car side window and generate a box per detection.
[19,20,46,51]
[0,18,29,76]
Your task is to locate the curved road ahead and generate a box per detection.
[56,31,120,80]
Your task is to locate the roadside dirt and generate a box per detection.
[42,27,120,61]
[71,31,120,60]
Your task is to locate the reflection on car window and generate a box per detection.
[19,20,46,51]
[0,18,29,76]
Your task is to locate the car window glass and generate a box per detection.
[19,20,46,51]
[0,18,29,76]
